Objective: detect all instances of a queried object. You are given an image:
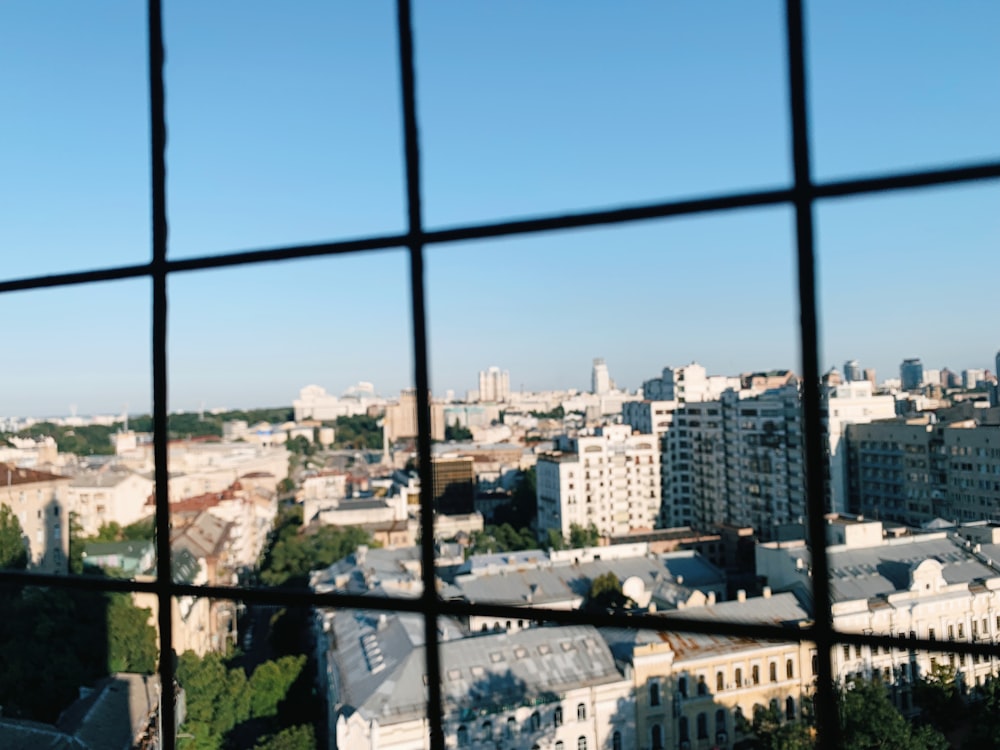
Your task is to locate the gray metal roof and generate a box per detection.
[331,614,626,727]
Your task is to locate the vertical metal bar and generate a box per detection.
[396,1,445,748]
[785,1,840,747]
[148,1,174,748]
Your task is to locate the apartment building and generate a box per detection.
[0,463,71,573]
[846,412,1000,526]
[621,400,679,440]
[666,386,806,541]
[821,380,897,515]
[642,363,740,404]
[537,425,661,540]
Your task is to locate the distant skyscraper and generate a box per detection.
[900,358,924,391]
[863,368,877,387]
[478,366,510,403]
[843,360,863,383]
[592,358,612,395]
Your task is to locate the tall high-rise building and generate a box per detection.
[843,360,863,383]
[477,366,510,403]
[900,358,924,391]
[863,368,877,386]
[662,385,806,539]
[592,357,612,395]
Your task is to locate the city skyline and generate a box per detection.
[4,345,998,421]
[1,2,998,415]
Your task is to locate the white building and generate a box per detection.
[642,363,740,404]
[758,517,1000,704]
[478,366,511,403]
[537,425,661,540]
[821,380,897,515]
[621,400,679,439]
[293,383,385,421]
[592,358,613,395]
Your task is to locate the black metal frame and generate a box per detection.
[0,2,999,748]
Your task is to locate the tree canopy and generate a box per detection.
[176,650,307,750]
[258,504,375,587]
[0,503,28,570]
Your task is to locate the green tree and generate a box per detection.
[751,701,814,750]
[0,503,27,570]
[106,593,157,673]
[249,655,306,718]
[913,661,963,733]
[445,419,473,441]
[965,675,1000,749]
[837,678,948,750]
[569,522,601,548]
[584,572,630,612]
[259,510,374,588]
[545,528,565,551]
[95,521,124,542]
[254,724,316,750]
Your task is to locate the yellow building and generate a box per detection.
[611,591,815,750]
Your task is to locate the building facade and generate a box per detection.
[0,463,71,574]
[537,425,661,541]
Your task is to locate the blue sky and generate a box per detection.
[0,1,998,416]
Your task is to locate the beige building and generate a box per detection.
[384,389,445,443]
[616,592,814,750]
[65,469,155,537]
[0,463,71,574]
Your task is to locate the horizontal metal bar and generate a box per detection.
[0,159,996,298]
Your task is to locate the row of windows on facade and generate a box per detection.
[656,659,797,702]
[455,704,605,746]
[853,616,1000,648]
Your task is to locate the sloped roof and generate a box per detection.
[0,463,68,486]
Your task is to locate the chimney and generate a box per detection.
[737,589,747,603]
[763,586,772,599]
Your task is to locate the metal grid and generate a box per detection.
[0,1,998,749]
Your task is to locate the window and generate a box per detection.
[717,671,725,692]
[530,711,540,731]
[457,726,468,746]
[697,713,708,740]
[679,717,689,742]
[554,706,563,727]
[577,703,586,721]
[577,737,587,750]
[651,723,663,750]
[786,659,794,679]
[481,721,492,740]
[752,665,760,685]
[678,676,688,697]
[769,662,778,682]
[2,7,992,750]
[697,675,708,695]
[716,709,726,731]
[612,731,622,750]
[786,697,796,720]
[650,682,660,706]
[506,718,516,738]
